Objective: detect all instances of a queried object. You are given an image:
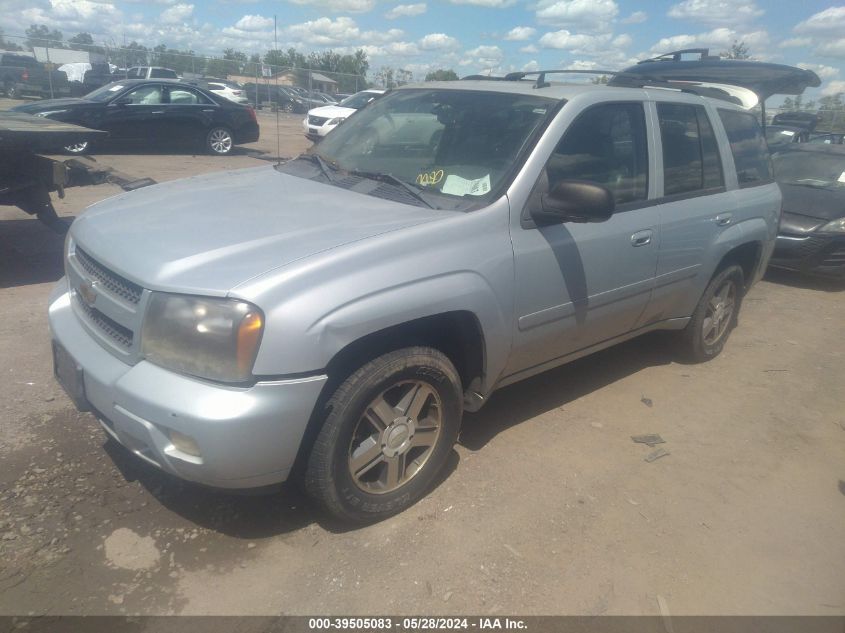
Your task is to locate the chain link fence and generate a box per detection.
[0,34,369,104]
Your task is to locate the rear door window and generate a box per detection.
[658,103,724,196]
[717,109,774,187]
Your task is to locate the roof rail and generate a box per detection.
[502,69,617,89]
[636,48,721,64]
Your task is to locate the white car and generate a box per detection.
[206,81,249,105]
[303,89,385,139]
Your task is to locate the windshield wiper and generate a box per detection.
[348,170,434,209]
[298,153,339,183]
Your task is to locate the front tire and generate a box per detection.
[205,126,234,155]
[303,347,462,524]
[681,264,745,362]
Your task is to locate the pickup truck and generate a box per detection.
[0,52,70,99]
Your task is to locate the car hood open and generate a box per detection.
[69,165,450,296]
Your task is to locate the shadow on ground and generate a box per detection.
[764,267,845,292]
[0,217,69,288]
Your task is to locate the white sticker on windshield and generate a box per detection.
[781,130,795,136]
[838,171,845,183]
[109,84,124,91]
[441,174,491,196]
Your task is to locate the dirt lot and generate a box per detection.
[1,101,844,617]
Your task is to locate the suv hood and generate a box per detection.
[307,104,355,119]
[71,165,448,296]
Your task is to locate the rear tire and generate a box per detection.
[303,347,462,524]
[6,83,19,99]
[681,265,745,362]
[205,126,234,155]
[283,101,295,114]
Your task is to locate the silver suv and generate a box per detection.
[49,55,819,523]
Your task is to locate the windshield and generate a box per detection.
[311,88,556,207]
[339,91,381,109]
[773,149,845,188]
[84,81,128,102]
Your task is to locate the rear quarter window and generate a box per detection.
[717,109,774,187]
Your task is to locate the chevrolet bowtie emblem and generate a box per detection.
[78,280,98,306]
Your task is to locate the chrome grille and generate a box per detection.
[75,248,142,305]
[77,300,134,349]
[308,115,329,126]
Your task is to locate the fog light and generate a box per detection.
[168,430,201,457]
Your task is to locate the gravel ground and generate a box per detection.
[1,102,844,617]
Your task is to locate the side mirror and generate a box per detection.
[531,180,614,225]
[112,96,132,106]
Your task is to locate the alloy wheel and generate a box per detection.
[702,278,736,346]
[348,380,442,494]
[208,128,233,154]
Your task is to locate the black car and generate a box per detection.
[766,124,810,148]
[9,79,259,156]
[242,83,319,113]
[770,144,845,277]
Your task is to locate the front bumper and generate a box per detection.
[48,279,327,489]
[302,118,337,140]
[770,233,845,277]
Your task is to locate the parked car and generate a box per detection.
[769,144,845,277]
[808,132,844,145]
[186,78,249,104]
[765,124,809,147]
[303,89,385,140]
[242,83,316,113]
[314,91,339,104]
[0,52,70,99]
[61,62,116,97]
[48,54,817,523]
[9,79,259,155]
[117,66,179,80]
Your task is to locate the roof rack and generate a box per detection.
[636,48,721,64]
[502,69,618,89]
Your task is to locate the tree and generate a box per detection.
[68,32,104,56]
[817,93,845,132]
[116,41,149,68]
[425,69,458,81]
[721,40,750,60]
[25,24,64,49]
[0,28,24,51]
[590,75,610,84]
[374,66,413,89]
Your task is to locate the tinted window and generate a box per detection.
[166,87,210,105]
[718,109,774,186]
[127,68,142,79]
[658,103,724,196]
[547,102,648,204]
[124,84,162,105]
[150,68,177,79]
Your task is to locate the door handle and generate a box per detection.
[151,110,164,114]
[631,229,653,247]
[715,213,733,226]
[202,109,214,112]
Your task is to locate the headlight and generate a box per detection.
[818,217,845,233]
[35,109,67,118]
[327,117,345,126]
[141,293,264,383]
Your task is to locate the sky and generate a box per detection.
[1,0,844,100]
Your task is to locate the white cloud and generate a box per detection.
[233,14,273,31]
[284,16,402,46]
[796,63,839,80]
[667,0,763,27]
[535,0,619,28]
[565,59,598,70]
[419,33,460,50]
[384,3,426,18]
[621,10,646,24]
[520,44,539,53]
[522,60,539,71]
[384,41,420,55]
[463,44,504,67]
[612,33,632,48]
[816,39,845,58]
[287,0,376,13]
[821,80,845,96]
[781,37,811,48]
[539,30,611,54]
[160,2,193,24]
[504,26,536,41]
[448,0,515,6]
[794,7,845,36]
[650,27,769,55]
